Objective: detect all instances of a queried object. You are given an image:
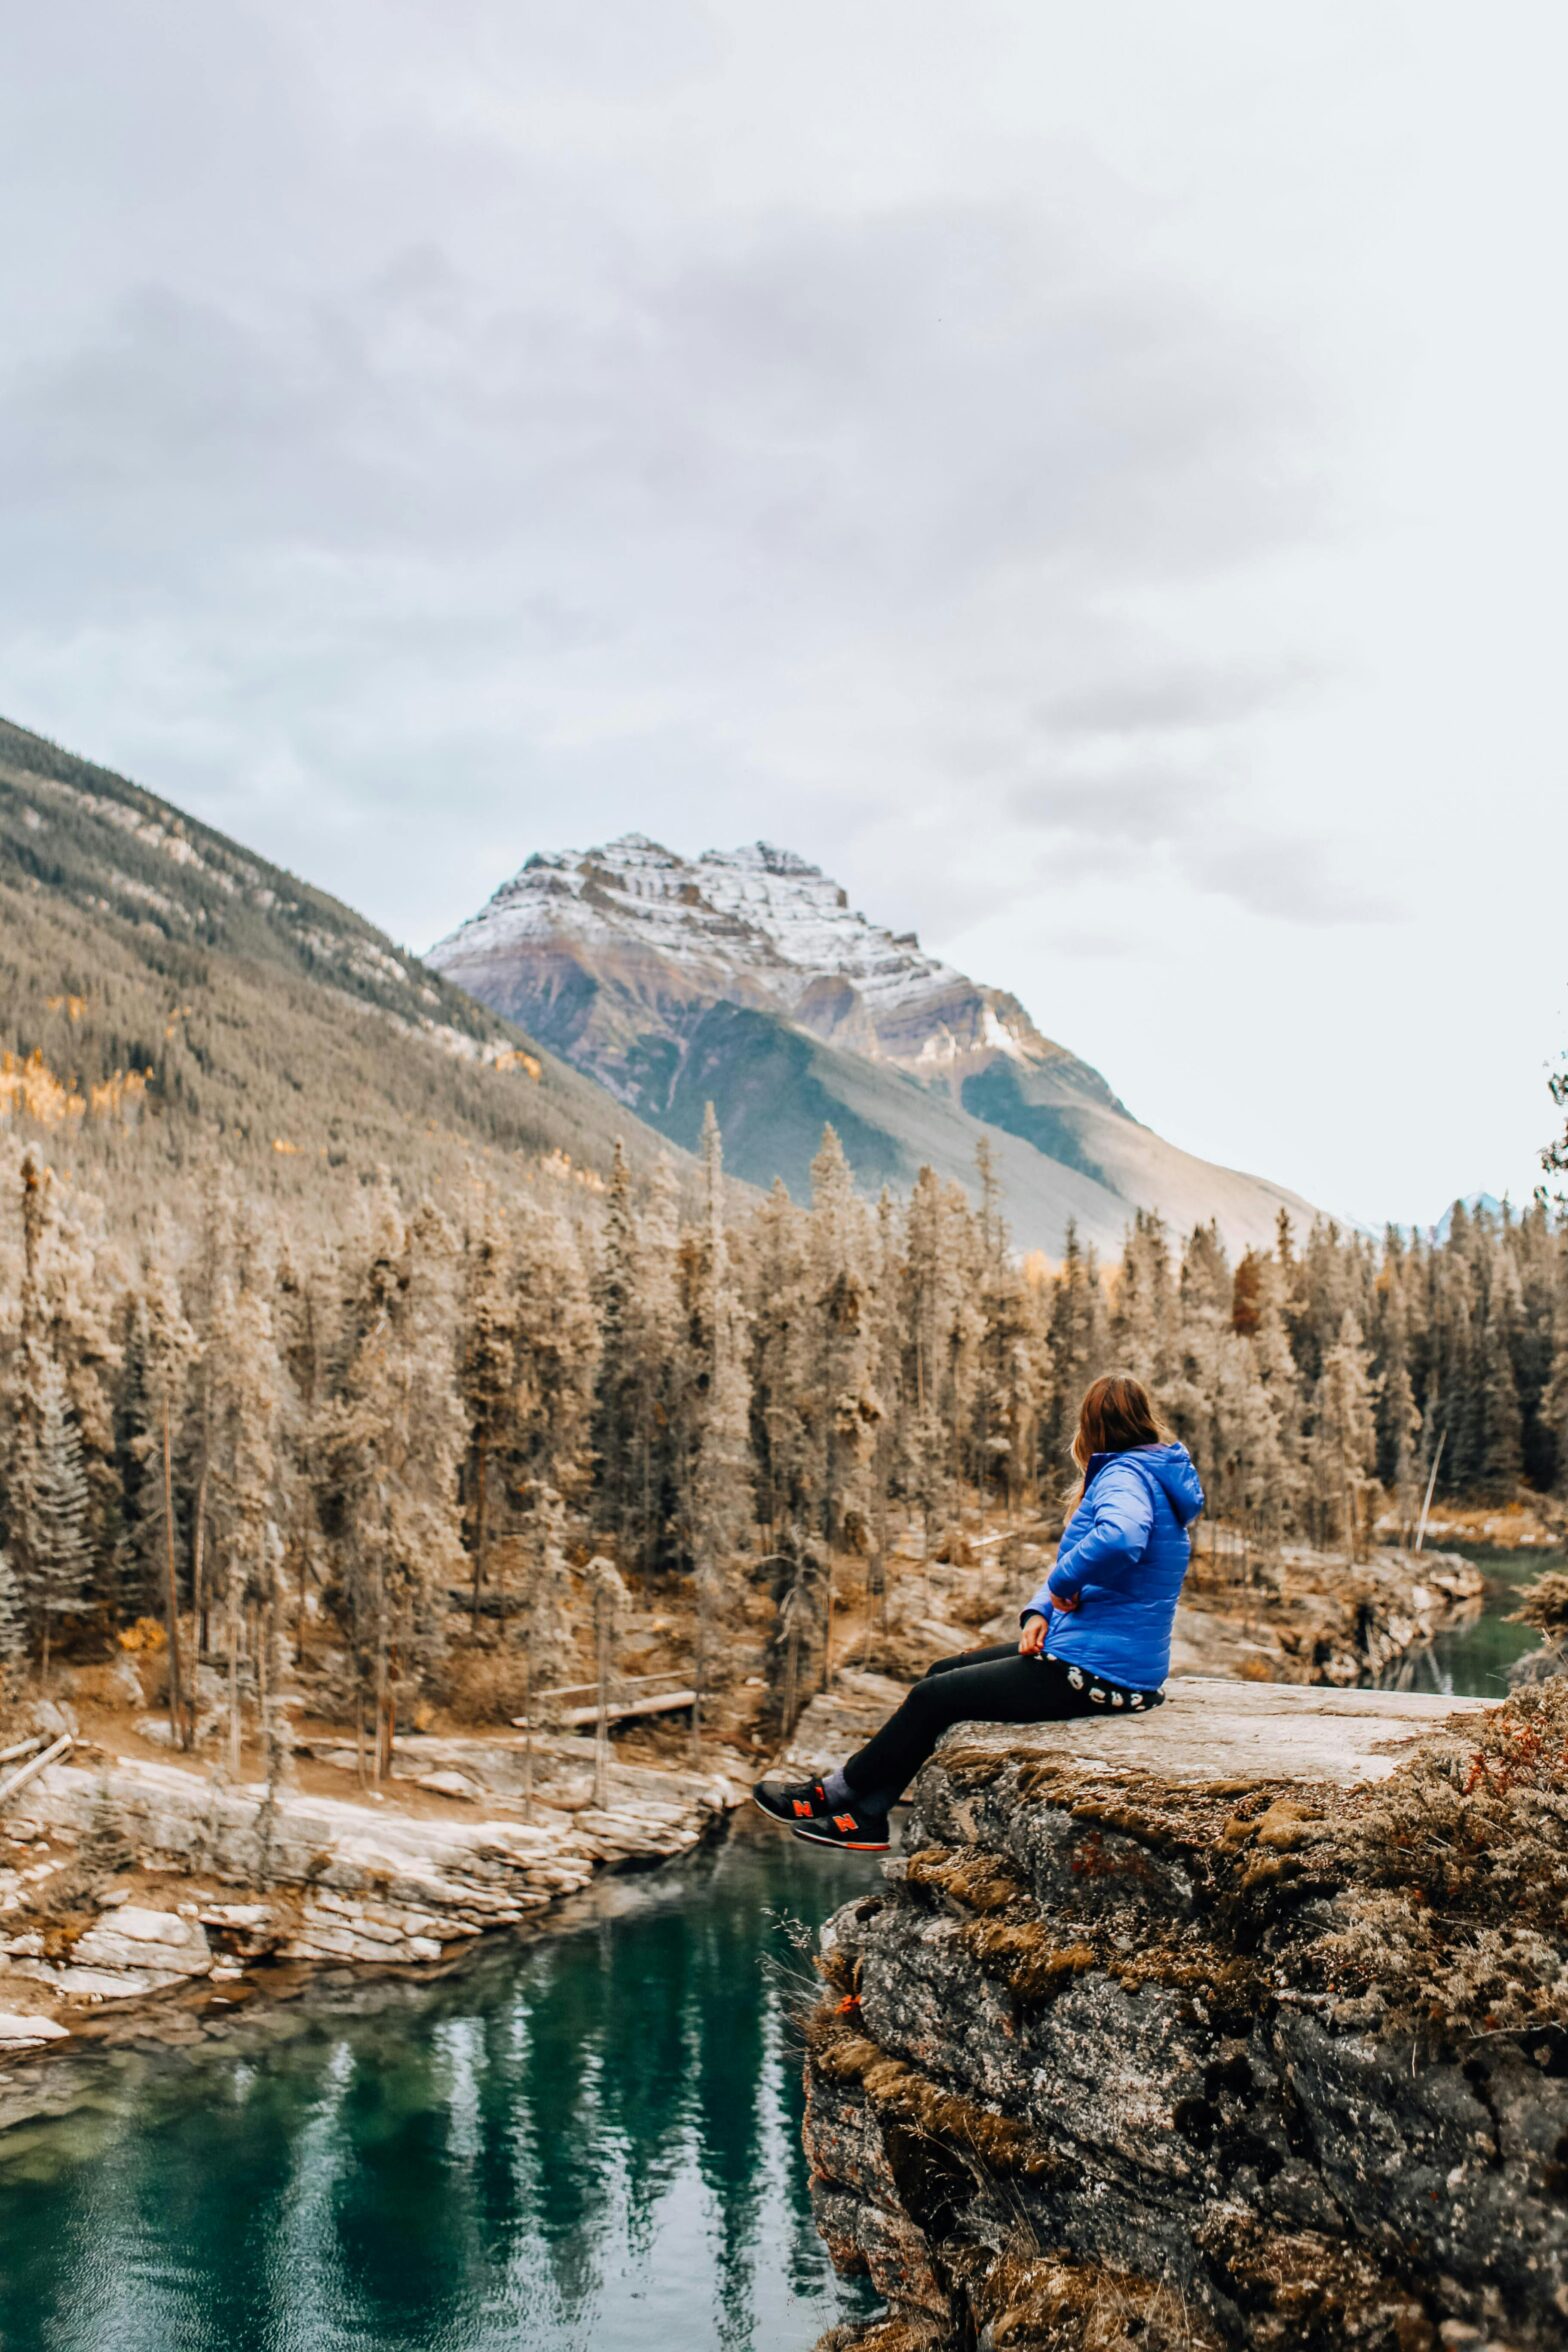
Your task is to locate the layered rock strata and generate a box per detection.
[806,1679,1568,2352]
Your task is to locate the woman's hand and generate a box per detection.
[1051,1588,1081,1614]
[1018,1613,1048,1655]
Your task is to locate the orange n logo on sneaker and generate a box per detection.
[833,1812,857,1832]
[791,1798,814,1818]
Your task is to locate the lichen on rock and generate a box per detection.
[804,1678,1568,2351]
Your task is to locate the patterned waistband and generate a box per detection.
[1050,1657,1165,1711]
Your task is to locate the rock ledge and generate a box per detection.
[806,1676,1566,2352]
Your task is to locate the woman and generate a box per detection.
[754,1372,1204,1852]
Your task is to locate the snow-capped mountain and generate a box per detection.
[430,836,1314,1257]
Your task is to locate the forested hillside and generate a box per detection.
[1,1098,1562,1775]
[0,718,681,1215]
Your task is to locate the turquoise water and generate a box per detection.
[0,1822,881,2352]
[1375,1547,1563,1701]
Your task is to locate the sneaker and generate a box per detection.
[790,1804,891,1854]
[752,1778,832,1828]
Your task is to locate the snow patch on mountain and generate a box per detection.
[431,834,1041,1064]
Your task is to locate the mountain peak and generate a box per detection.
[709,840,824,880]
[429,828,1314,1256]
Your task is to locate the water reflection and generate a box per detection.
[1374,1546,1562,1701]
[0,1823,879,2352]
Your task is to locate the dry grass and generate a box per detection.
[428,1647,535,1726]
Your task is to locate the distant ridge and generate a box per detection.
[0,719,684,1199]
[430,834,1316,1256]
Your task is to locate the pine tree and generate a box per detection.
[1309,1312,1380,1558]
[687,1106,753,1746]
[864,1187,906,1624]
[208,1218,286,1778]
[182,1161,237,1654]
[1043,1222,1108,1487]
[1475,1319,1524,1496]
[591,1140,639,1549]
[746,1177,811,1540]
[511,1202,599,1502]
[765,1523,829,1738]
[324,1187,465,1780]
[586,1552,628,1809]
[126,1219,199,1744]
[12,1350,94,1685]
[0,1550,26,1705]
[806,1126,882,1562]
[516,1479,577,1813]
[459,1187,516,1626]
[901,1167,963,1544]
[1114,1212,1176,1383]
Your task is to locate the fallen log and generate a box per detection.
[0,1733,74,1812]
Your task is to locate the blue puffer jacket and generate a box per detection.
[1021,1442,1205,1690]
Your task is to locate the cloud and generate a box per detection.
[0,4,1385,966]
[1010,767,1397,927]
[1036,663,1321,744]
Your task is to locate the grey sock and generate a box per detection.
[822,1766,854,1805]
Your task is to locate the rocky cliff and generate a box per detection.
[804,1679,1568,2352]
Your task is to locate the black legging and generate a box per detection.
[842,1640,1160,1810]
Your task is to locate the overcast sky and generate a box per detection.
[3,2,1565,1226]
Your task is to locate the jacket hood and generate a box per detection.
[1090,1441,1205,1527]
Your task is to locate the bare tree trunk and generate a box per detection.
[783,1619,801,1740]
[191,1464,209,1690]
[520,1636,534,1821]
[227,1582,242,1780]
[690,1561,708,1765]
[593,1584,612,1811]
[382,1648,398,1785]
[373,1608,389,1784]
[469,1443,488,1632]
[160,1405,187,1748]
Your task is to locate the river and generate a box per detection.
[3,1568,1559,2352]
[0,1820,881,2352]
[1374,1544,1562,1701]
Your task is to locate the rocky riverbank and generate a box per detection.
[0,1725,744,2104]
[849,1526,1491,1694]
[803,1677,1568,2352]
[1172,1541,1488,1686]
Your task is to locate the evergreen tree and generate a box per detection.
[1114,1211,1176,1382]
[1309,1312,1380,1557]
[590,1140,639,1548]
[687,1106,753,1744]
[459,1187,516,1625]
[323,1188,465,1779]
[1043,1222,1108,1486]
[12,1350,94,1684]
[517,1479,576,1813]
[125,1220,199,1743]
[900,1168,962,1544]
[0,1550,26,1705]
[208,1218,286,1777]
[746,1177,811,1540]
[1475,1317,1524,1495]
[806,1126,882,1557]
